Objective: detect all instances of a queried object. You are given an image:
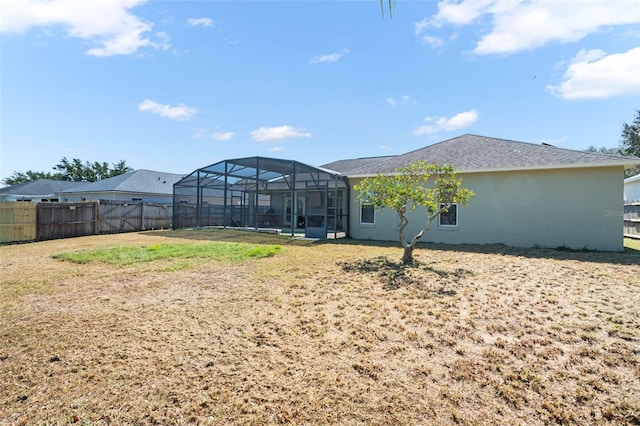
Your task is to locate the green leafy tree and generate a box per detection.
[355,161,474,265]
[54,158,87,182]
[2,170,62,186]
[620,109,640,178]
[586,146,620,155]
[53,157,133,182]
[109,160,131,177]
[2,158,133,186]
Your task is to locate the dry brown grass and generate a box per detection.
[1,230,639,425]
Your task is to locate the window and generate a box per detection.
[360,203,375,224]
[438,203,458,227]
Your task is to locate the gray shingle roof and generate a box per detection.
[0,179,82,196]
[59,170,185,194]
[321,156,395,174]
[338,134,640,176]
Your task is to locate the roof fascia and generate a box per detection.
[346,161,639,178]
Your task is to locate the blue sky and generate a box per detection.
[1,0,639,183]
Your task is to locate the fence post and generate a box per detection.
[624,203,640,239]
[94,201,99,235]
[36,202,41,241]
[140,202,145,231]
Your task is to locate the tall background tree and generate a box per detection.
[380,0,393,17]
[2,158,132,186]
[355,161,474,265]
[585,146,619,155]
[621,109,640,178]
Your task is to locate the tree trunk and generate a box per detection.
[401,245,414,265]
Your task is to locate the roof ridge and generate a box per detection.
[402,133,637,160]
[340,155,400,175]
[341,134,640,176]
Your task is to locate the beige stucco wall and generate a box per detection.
[349,166,625,251]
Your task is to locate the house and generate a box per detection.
[0,179,82,202]
[174,134,640,251]
[59,169,185,204]
[328,134,639,251]
[624,173,640,203]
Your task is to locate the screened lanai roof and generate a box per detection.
[174,156,346,191]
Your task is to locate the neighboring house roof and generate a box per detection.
[59,169,185,195]
[625,173,640,184]
[337,134,640,176]
[0,179,81,197]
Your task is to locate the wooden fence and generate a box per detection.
[37,201,99,241]
[0,200,173,243]
[0,202,37,243]
[624,203,640,239]
[97,200,173,235]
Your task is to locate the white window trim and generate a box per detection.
[438,203,459,229]
[360,203,376,225]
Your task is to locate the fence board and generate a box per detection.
[142,203,173,230]
[0,202,37,243]
[624,203,640,239]
[37,201,98,241]
[98,200,172,233]
[99,201,142,233]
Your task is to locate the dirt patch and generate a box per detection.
[1,231,639,425]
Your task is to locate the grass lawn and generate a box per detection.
[1,230,638,425]
[625,237,640,252]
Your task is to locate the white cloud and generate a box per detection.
[225,36,240,45]
[414,109,478,136]
[138,99,197,121]
[424,0,493,28]
[309,49,350,64]
[269,146,284,153]
[250,125,311,141]
[151,31,170,51]
[194,129,235,140]
[387,95,414,107]
[415,0,640,55]
[0,0,168,57]
[212,132,234,141]
[419,36,445,48]
[547,47,640,99]
[187,18,213,27]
